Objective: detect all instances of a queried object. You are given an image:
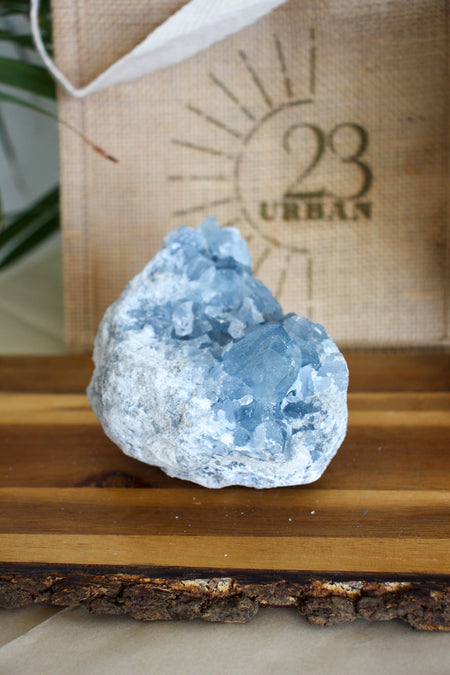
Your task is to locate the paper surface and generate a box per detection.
[1,606,449,675]
[31,0,287,97]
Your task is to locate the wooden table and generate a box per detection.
[0,353,449,630]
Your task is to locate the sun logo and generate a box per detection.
[169,30,373,312]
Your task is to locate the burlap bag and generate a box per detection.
[52,0,449,352]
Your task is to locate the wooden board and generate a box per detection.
[0,354,449,630]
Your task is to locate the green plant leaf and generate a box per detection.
[0,0,51,17]
[0,29,35,49]
[0,0,58,268]
[0,1,53,48]
[0,186,59,247]
[0,56,55,98]
[0,210,59,269]
[0,105,29,195]
[0,1,33,15]
[0,88,55,117]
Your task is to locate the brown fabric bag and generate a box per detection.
[52,0,449,352]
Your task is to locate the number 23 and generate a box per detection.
[283,122,372,200]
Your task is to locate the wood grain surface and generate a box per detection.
[0,354,448,628]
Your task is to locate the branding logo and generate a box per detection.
[170,29,373,306]
[234,31,372,252]
[171,29,373,253]
[236,112,373,251]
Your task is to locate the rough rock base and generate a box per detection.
[0,565,448,631]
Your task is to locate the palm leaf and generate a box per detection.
[0,29,35,49]
[0,105,28,194]
[0,211,59,268]
[0,89,55,116]
[0,56,55,98]
[0,0,59,268]
[0,1,53,46]
[0,186,59,269]
[0,0,51,19]
[0,186,59,245]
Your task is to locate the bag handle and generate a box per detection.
[31,0,287,98]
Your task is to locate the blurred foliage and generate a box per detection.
[0,0,59,270]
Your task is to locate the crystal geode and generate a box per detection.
[88,218,348,488]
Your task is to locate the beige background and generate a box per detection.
[53,0,449,351]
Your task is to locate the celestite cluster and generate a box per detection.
[88,218,348,488]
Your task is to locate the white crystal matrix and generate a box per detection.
[88,218,348,488]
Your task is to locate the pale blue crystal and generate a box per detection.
[88,218,348,488]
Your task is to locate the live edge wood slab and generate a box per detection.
[0,353,449,630]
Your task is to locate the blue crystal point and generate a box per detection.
[88,218,349,488]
